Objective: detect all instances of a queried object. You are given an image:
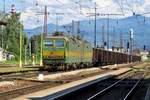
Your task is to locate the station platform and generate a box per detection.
[13,68,131,100]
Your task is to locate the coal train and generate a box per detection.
[42,32,141,70]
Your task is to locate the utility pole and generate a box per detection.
[112,26,115,49]
[127,42,130,63]
[40,31,43,66]
[94,2,97,48]
[36,4,49,36]
[3,0,5,13]
[86,2,97,47]
[120,31,123,52]
[72,20,74,34]
[36,5,48,66]
[107,15,109,49]
[77,21,80,35]
[44,6,48,35]
[101,25,105,48]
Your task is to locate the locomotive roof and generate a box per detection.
[45,34,90,44]
[45,31,91,45]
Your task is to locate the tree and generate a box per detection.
[30,35,41,63]
[5,13,24,60]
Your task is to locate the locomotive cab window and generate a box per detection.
[44,41,53,47]
[55,40,65,47]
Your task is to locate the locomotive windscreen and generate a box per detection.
[55,40,64,47]
[44,41,53,47]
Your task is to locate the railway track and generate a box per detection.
[0,63,117,82]
[87,78,127,100]
[55,71,148,100]
[0,63,147,100]
[123,78,142,100]
[0,67,111,99]
[0,80,63,100]
[87,76,143,100]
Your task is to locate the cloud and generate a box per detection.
[21,0,85,29]
[18,0,150,29]
[113,0,150,15]
[93,0,114,8]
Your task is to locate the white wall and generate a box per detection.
[0,51,6,61]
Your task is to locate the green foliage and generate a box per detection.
[29,34,42,64]
[0,13,27,61]
[5,13,22,60]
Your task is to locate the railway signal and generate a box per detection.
[127,42,130,51]
[143,45,146,51]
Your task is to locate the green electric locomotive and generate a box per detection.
[43,32,93,70]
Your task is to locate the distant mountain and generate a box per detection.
[24,15,150,50]
[24,23,57,37]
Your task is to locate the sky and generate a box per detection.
[0,0,150,29]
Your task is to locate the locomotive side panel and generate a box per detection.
[82,42,93,64]
[65,38,81,64]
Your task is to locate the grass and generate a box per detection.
[0,67,38,73]
[0,60,40,74]
[0,60,19,64]
[0,60,41,65]
[0,67,39,74]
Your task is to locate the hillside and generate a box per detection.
[25,15,150,49]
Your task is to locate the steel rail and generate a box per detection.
[87,78,125,100]
[123,78,142,100]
